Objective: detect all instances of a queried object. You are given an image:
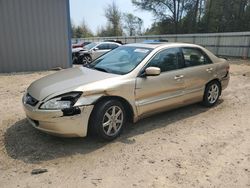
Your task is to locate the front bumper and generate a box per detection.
[23,103,94,137]
[72,52,81,64]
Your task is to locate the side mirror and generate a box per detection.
[93,47,99,51]
[145,67,161,76]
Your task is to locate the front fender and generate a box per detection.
[79,50,91,56]
[74,94,104,106]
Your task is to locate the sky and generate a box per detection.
[69,0,154,34]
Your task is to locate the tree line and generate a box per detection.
[71,1,143,38]
[71,0,250,38]
[138,0,250,34]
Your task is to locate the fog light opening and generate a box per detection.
[62,107,81,116]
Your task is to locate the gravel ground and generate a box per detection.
[0,60,250,188]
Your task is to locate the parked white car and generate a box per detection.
[72,42,121,65]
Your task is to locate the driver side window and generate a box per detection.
[97,44,109,50]
[146,48,184,73]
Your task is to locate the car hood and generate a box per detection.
[27,67,119,101]
[72,47,85,53]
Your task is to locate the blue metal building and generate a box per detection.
[0,0,71,73]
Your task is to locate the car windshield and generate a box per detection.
[89,46,152,75]
[84,42,97,50]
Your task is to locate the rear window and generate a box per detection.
[182,47,212,67]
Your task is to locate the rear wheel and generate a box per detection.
[89,100,126,141]
[202,81,221,107]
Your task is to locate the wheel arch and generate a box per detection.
[87,95,135,136]
[94,96,134,122]
[205,78,222,96]
[78,53,91,62]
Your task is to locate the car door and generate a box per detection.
[92,43,111,60]
[179,47,216,103]
[135,47,186,117]
[109,43,119,50]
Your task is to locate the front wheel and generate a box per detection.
[81,55,92,65]
[72,57,77,64]
[202,81,221,107]
[89,100,126,141]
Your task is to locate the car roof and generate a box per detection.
[125,42,202,49]
[93,41,121,45]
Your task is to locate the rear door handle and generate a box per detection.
[206,68,213,72]
[174,75,184,80]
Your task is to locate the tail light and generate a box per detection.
[224,64,230,77]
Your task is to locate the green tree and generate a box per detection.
[80,19,94,38]
[144,19,176,35]
[201,0,250,32]
[104,1,123,36]
[73,26,84,38]
[96,24,114,37]
[123,13,143,36]
[71,19,93,38]
[134,0,250,34]
[242,2,250,30]
[180,0,206,33]
[132,0,188,33]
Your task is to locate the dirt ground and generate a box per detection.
[0,60,250,188]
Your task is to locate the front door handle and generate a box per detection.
[206,68,213,72]
[174,75,184,80]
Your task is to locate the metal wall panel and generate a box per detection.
[74,32,250,58]
[0,0,71,73]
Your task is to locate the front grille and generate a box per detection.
[25,93,39,106]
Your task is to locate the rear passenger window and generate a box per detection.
[109,44,119,49]
[147,48,184,72]
[97,44,109,50]
[182,48,212,67]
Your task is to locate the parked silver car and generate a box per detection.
[23,43,230,140]
[72,42,121,65]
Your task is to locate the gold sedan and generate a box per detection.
[23,43,230,140]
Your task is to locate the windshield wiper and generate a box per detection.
[93,67,109,73]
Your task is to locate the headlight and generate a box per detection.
[40,92,82,110]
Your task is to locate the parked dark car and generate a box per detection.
[104,39,124,45]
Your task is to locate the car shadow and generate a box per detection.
[4,100,223,164]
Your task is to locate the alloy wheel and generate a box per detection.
[102,106,124,136]
[207,84,219,104]
[82,56,91,65]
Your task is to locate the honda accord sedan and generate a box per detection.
[23,43,230,140]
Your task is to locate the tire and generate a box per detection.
[81,55,92,65]
[202,81,221,107]
[72,57,78,64]
[89,100,126,141]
